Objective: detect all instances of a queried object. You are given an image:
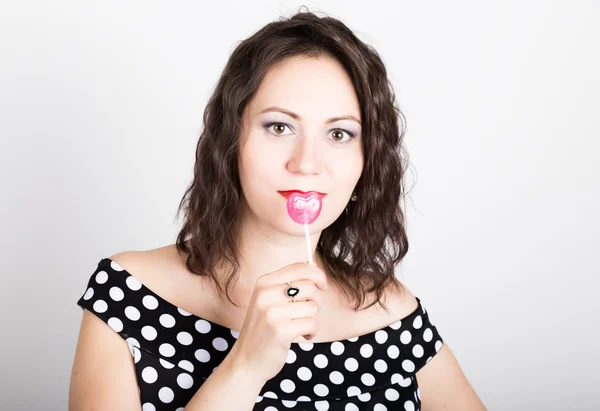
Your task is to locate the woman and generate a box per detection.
[69,8,486,411]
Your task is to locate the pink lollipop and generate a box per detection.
[281,190,325,341]
[279,190,325,265]
[286,192,323,224]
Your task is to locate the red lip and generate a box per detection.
[278,190,326,199]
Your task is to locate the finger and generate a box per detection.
[264,280,325,308]
[262,262,328,291]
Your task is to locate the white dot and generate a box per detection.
[133,348,141,363]
[385,388,400,401]
[347,386,361,397]
[95,271,108,284]
[361,373,375,386]
[160,314,176,328]
[177,332,193,346]
[107,317,123,332]
[375,330,388,344]
[413,344,424,358]
[360,344,373,358]
[398,376,412,387]
[195,349,210,363]
[400,330,412,344]
[177,373,194,389]
[178,360,194,373]
[413,315,423,329]
[142,367,158,383]
[389,320,402,329]
[160,359,175,369]
[314,383,329,397]
[158,387,174,403]
[345,404,359,411]
[331,341,345,355]
[126,276,142,291]
[141,403,155,411]
[374,359,388,373]
[315,400,330,410]
[435,340,443,352]
[178,307,192,316]
[358,392,371,402]
[402,359,415,373]
[124,306,140,321]
[230,329,240,339]
[110,261,124,271]
[286,349,297,364]
[141,326,157,341]
[329,371,344,384]
[109,286,124,301]
[297,366,312,381]
[213,337,228,351]
[195,319,211,333]
[127,340,141,362]
[423,328,433,342]
[387,345,399,359]
[314,354,328,368]
[344,357,359,372]
[347,336,359,342]
[159,343,175,357]
[83,288,94,300]
[265,407,278,411]
[299,342,314,351]
[92,300,107,313]
[126,337,139,349]
[404,400,415,411]
[263,391,278,399]
[142,295,159,310]
[280,379,296,393]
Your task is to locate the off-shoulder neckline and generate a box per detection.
[101,257,423,345]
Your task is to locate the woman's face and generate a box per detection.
[238,55,364,235]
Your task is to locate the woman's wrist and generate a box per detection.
[222,344,268,390]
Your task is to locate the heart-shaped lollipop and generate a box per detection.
[286,192,323,224]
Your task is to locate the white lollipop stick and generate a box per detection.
[304,221,314,265]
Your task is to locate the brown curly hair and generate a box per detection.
[175,7,411,312]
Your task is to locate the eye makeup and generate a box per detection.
[261,121,358,144]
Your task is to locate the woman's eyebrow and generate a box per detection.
[259,106,361,125]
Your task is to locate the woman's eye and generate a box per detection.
[263,122,357,144]
[265,122,293,136]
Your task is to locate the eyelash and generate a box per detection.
[262,122,357,144]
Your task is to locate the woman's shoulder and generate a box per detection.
[106,245,217,317]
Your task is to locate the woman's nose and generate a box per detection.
[286,135,324,175]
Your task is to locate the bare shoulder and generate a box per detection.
[108,246,174,289]
[367,280,419,323]
[415,329,487,410]
[108,245,215,318]
[70,250,165,410]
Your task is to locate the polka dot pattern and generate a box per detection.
[77,258,444,410]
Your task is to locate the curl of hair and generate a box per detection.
[175,6,411,312]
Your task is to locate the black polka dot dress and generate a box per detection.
[77,258,444,411]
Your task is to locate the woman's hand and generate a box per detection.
[228,261,328,383]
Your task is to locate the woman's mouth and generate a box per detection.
[278,190,327,199]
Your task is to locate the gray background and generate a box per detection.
[1,1,598,410]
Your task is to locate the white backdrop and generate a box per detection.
[1,1,598,410]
